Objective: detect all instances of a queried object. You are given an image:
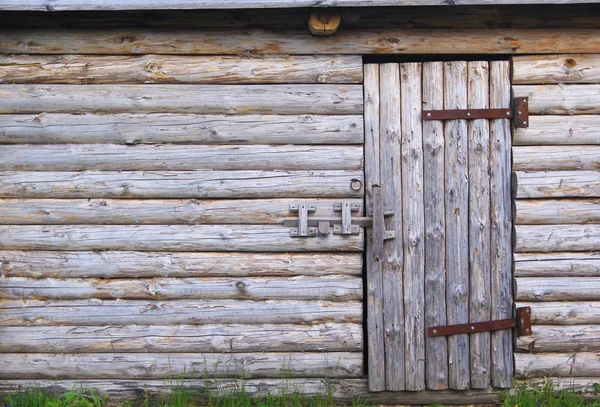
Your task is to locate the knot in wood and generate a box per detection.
[235,281,248,293]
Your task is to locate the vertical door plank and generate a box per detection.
[400,63,426,391]
[490,60,514,388]
[379,63,405,391]
[444,61,470,390]
[364,64,386,392]
[467,61,492,389]
[423,61,449,391]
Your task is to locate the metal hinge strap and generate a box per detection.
[423,97,529,128]
[428,306,532,337]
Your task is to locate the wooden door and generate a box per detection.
[364,61,513,392]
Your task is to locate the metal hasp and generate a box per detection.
[422,97,529,128]
[286,200,395,238]
[427,306,533,337]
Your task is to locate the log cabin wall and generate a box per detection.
[0,27,366,392]
[513,54,600,392]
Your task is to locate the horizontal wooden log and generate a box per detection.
[3,6,600,30]
[514,252,600,277]
[513,115,600,145]
[0,378,501,404]
[516,325,600,352]
[0,225,364,252]
[513,85,600,115]
[514,171,600,198]
[0,251,363,278]
[0,170,363,199]
[513,54,600,84]
[515,224,600,252]
[515,277,600,301]
[3,0,600,11]
[1,28,600,55]
[0,352,363,380]
[0,299,363,326]
[515,199,600,224]
[0,84,363,115]
[523,377,600,393]
[0,276,363,301]
[513,146,600,171]
[0,198,361,225]
[0,113,364,145]
[515,352,600,379]
[0,55,363,84]
[516,301,600,325]
[0,145,363,171]
[0,323,363,353]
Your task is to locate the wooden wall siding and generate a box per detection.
[0,252,363,279]
[363,60,512,392]
[512,54,600,389]
[2,28,600,55]
[3,6,600,30]
[0,84,363,115]
[0,55,363,84]
[0,54,364,384]
[0,114,364,145]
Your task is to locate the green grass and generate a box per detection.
[501,381,600,407]
[4,381,599,407]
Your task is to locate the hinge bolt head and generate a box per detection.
[506,111,511,116]
[521,319,524,324]
[526,309,530,314]
[467,112,471,117]
[433,329,437,334]
[427,112,431,117]
[523,121,527,125]
[471,326,475,330]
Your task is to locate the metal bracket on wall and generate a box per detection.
[286,201,395,238]
[427,306,532,337]
[422,97,529,128]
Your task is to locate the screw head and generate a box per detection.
[471,326,475,331]
[467,112,471,117]
[523,121,527,125]
[433,329,437,334]
[506,111,511,116]
[427,112,432,117]
[526,309,530,314]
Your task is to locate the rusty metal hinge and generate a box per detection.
[428,306,532,337]
[422,97,529,128]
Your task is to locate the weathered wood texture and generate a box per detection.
[422,61,448,391]
[2,28,600,55]
[467,60,491,390]
[513,85,600,115]
[0,225,363,252]
[0,198,361,225]
[0,379,502,404]
[513,147,600,171]
[379,63,405,392]
[0,324,362,353]
[400,62,425,391]
[0,170,363,199]
[2,0,599,11]
[513,116,600,145]
[3,6,600,29]
[489,60,513,389]
[0,299,363,326]
[0,276,362,301]
[515,225,600,252]
[513,54,600,84]
[0,251,362,278]
[444,60,470,391]
[514,171,600,198]
[515,353,600,379]
[514,252,600,277]
[515,199,600,224]
[523,378,600,393]
[516,325,600,352]
[0,55,362,84]
[516,302,600,325]
[363,63,385,392]
[0,114,364,145]
[0,84,363,115]
[0,145,363,171]
[515,277,600,301]
[0,352,363,379]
